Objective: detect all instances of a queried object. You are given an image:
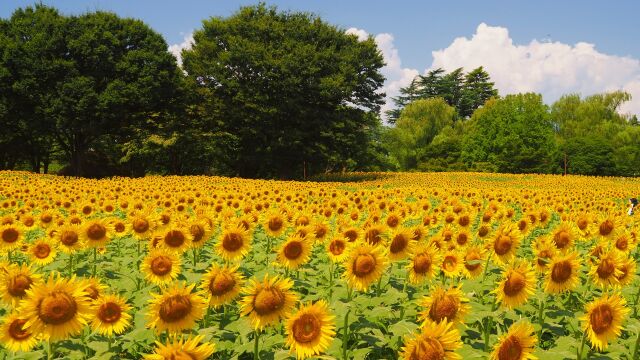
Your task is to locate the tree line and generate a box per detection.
[1,4,638,178]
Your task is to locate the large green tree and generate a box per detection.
[182,4,386,178]
[462,93,557,173]
[386,97,456,169]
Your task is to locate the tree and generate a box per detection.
[551,91,631,175]
[182,4,385,178]
[462,93,557,173]
[386,97,456,170]
[388,67,497,122]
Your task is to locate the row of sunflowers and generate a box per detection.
[0,171,638,359]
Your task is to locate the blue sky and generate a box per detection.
[2,1,640,115]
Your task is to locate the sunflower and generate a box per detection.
[387,229,415,261]
[0,264,42,307]
[490,321,537,360]
[54,224,85,254]
[285,300,336,359]
[199,264,244,308]
[19,273,93,341]
[550,222,578,252]
[109,217,130,237]
[240,274,298,330]
[419,286,469,325]
[462,246,486,279]
[441,251,463,278]
[91,294,132,336]
[533,239,557,273]
[27,238,57,266]
[216,224,252,261]
[0,313,39,352]
[326,237,351,263]
[407,244,440,285]
[493,261,536,309]
[129,209,159,240]
[595,213,620,241]
[311,221,330,243]
[544,252,581,294]
[0,223,23,252]
[615,255,636,287]
[400,320,462,360]
[80,218,114,249]
[154,226,193,254]
[343,242,388,291]
[146,282,207,334]
[491,223,522,264]
[188,217,213,249]
[264,211,288,238]
[141,249,182,286]
[580,293,629,351]
[79,277,109,302]
[144,334,215,360]
[363,224,387,247]
[277,234,313,270]
[341,226,361,243]
[588,249,622,288]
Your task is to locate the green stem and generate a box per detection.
[342,309,351,360]
[481,253,492,287]
[92,248,97,277]
[328,262,334,300]
[253,331,260,360]
[577,330,587,360]
[538,296,546,341]
[47,340,53,360]
[68,253,73,277]
[376,274,383,297]
[192,248,197,267]
[632,284,640,317]
[632,332,640,360]
[107,336,113,353]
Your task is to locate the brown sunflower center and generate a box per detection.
[589,304,614,334]
[550,260,572,283]
[344,230,358,242]
[365,229,383,246]
[292,313,321,344]
[413,253,432,274]
[164,230,185,248]
[329,239,346,255]
[599,220,614,236]
[86,285,100,300]
[209,272,236,296]
[387,215,399,228]
[494,235,513,256]
[8,274,33,297]
[537,250,552,268]
[253,287,285,315]
[132,219,149,233]
[615,237,628,251]
[159,295,192,323]
[443,255,457,272]
[283,241,303,260]
[34,243,51,259]
[503,271,526,297]
[596,258,616,279]
[8,319,30,340]
[410,337,445,360]
[497,335,523,360]
[577,218,588,230]
[190,224,205,243]
[268,217,283,232]
[478,226,489,237]
[458,215,470,227]
[464,253,481,271]
[429,294,458,323]
[87,223,107,241]
[222,232,244,251]
[554,230,571,248]
[38,291,78,325]
[1,228,19,243]
[97,302,122,324]
[353,254,376,277]
[456,233,469,246]
[114,222,126,233]
[61,230,79,246]
[151,256,173,276]
[390,234,408,254]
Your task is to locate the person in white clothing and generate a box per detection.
[628,198,638,215]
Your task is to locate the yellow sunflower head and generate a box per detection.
[0,312,39,353]
[277,234,313,270]
[419,285,470,325]
[0,263,42,307]
[141,248,182,286]
[544,251,581,294]
[28,238,57,266]
[240,274,298,330]
[343,242,388,291]
[580,292,629,351]
[146,282,207,334]
[492,260,536,309]
[144,334,215,360]
[326,237,351,263]
[400,320,462,360]
[199,264,244,308]
[91,294,132,336]
[79,218,114,249]
[216,224,252,261]
[285,300,336,360]
[490,321,537,360]
[407,244,440,285]
[54,224,85,254]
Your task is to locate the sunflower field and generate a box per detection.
[0,170,639,360]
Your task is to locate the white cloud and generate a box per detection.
[168,32,194,67]
[347,28,419,120]
[430,23,640,115]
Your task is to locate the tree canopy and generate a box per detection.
[182,4,386,178]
